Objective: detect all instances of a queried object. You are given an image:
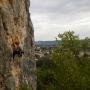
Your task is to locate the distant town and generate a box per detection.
[35,40,90,60]
[35,41,57,60]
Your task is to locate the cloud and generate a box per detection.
[30,0,90,41]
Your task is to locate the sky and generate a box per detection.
[30,0,90,41]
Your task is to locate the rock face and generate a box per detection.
[0,0,36,90]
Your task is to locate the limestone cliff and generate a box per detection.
[0,0,36,90]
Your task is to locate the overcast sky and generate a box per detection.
[30,0,90,41]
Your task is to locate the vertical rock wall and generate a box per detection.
[0,0,36,90]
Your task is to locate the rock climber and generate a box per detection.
[11,37,24,59]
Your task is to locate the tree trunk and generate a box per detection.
[0,0,36,90]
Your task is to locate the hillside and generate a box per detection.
[35,41,59,48]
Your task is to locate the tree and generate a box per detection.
[81,37,89,56]
[51,31,90,90]
[37,56,57,90]
[37,31,90,90]
[58,31,80,57]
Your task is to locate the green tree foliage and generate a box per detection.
[81,37,90,55]
[37,56,57,90]
[37,31,90,90]
[52,50,90,90]
[52,31,90,90]
[58,31,81,57]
